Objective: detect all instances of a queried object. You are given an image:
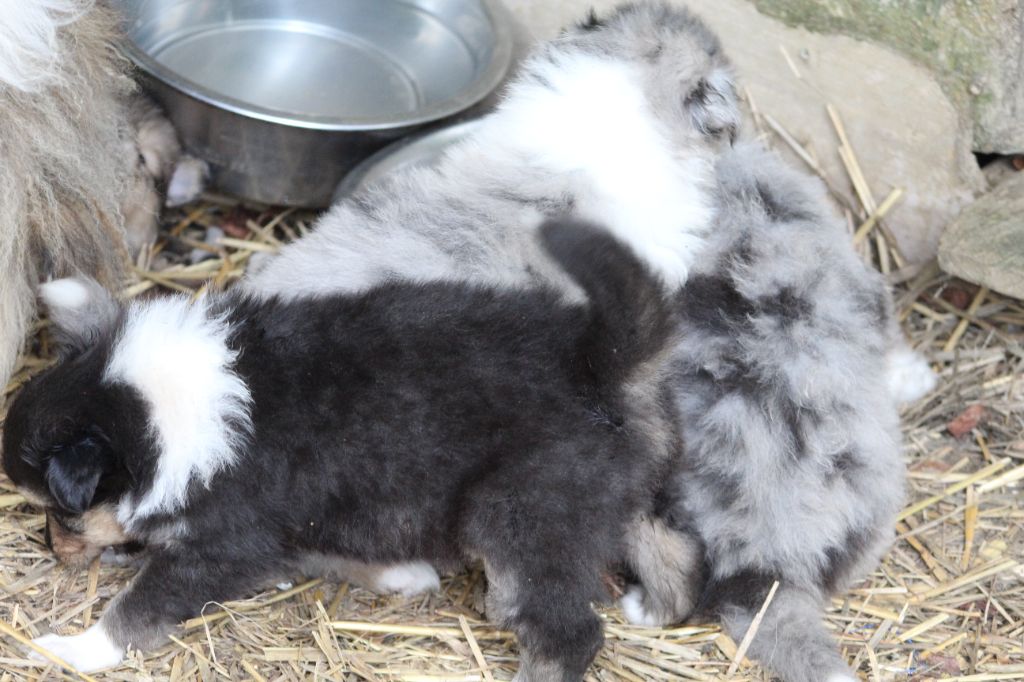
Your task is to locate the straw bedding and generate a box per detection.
[1,120,1022,681]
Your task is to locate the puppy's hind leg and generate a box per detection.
[482,559,604,682]
[620,514,704,627]
[711,575,856,682]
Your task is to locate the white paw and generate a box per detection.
[39,278,92,311]
[620,586,663,627]
[374,561,441,597]
[166,156,208,207]
[887,346,936,404]
[31,624,124,672]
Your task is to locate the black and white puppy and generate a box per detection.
[3,220,682,680]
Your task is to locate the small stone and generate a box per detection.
[939,172,1024,299]
[947,404,985,438]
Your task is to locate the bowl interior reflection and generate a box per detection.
[119,1,505,126]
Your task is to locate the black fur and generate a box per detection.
[44,433,111,513]
[3,220,680,680]
[820,528,872,594]
[576,8,606,32]
[696,567,779,616]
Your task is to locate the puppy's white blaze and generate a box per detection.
[374,561,441,596]
[39,278,91,312]
[31,622,124,672]
[105,296,251,525]
[0,0,84,92]
[481,53,715,287]
[620,586,662,627]
[886,345,937,404]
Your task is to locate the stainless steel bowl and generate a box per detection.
[334,119,483,201]
[115,0,513,207]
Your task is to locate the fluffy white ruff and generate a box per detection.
[373,561,441,597]
[39,278,91,310]
[477,53,714,288]
[104,296,252,525]
[620,586,663,627]
[31,622,123,672]
[886,345,937,404]
[0,0,85,92]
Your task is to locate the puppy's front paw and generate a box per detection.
[373,561,441,597]
[31,624,124,672]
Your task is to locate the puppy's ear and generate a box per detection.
[39,278,119,354]
[684,67,740,144]
[45,433,111,514]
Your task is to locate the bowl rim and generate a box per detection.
[334,118,484,200]
[119,0,515,131]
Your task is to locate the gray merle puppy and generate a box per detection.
[659,143,931,682]
[242,4,935,681]
[4,220,682,680]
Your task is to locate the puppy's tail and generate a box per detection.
[540,218,676,384]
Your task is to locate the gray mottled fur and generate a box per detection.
[243,1,737,300]
[669,142,904,682]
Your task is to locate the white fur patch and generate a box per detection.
[620,586,662,627]
[886,345,937,404]
[39,278,91,312]
[166,156,209,207]
[105,296,251,525]
[478,53,715,288]
[373,561,441,596]
[31,622,124,672]
[0,0,84,92]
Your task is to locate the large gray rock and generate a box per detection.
[754,0,1024,155]
[939,172,1024,300]
[505,0,986,263]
